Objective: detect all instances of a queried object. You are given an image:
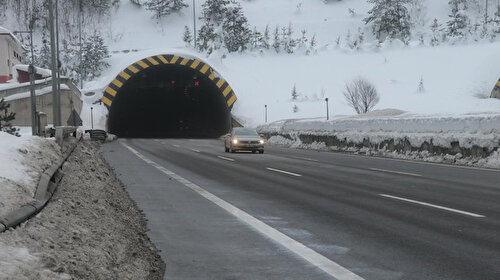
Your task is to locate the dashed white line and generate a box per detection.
[121,141,364,280]
[191,149,201,153]
[379,194,485,218]
[370,168,421,177]
[291,156,319,162]
[217,156,235,162]
[267,167,302,177]
[172,144,180,148]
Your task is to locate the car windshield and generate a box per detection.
[233,128,259,136]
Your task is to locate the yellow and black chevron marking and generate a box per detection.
[495,78,500,91]
[492,78,500,98]
[101,55,237,110]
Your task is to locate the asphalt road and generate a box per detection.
[102,138,500,280]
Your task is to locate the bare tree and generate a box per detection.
[343,77,380,114]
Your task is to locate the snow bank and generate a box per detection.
[258,111,500,168]
[0,132,61,218]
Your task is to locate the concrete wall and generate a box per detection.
[7,89,82,126]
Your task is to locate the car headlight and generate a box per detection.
[259,139,265,144]
[232,139,239,144]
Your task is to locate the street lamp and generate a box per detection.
[264,104,268,123]
[193,0,197,48]
[13,29,37,135]
[325,97,329,120]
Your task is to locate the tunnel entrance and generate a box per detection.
[106,57,234,138]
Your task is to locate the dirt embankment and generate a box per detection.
[0,140,165,279]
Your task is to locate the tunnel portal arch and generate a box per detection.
[101,54,238,138]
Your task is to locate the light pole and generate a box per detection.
[325,97,329,120]
[90,107,94,130]
[193,0,197,49]
[264,104,268,123]
[48,0,61,126]
[13,29,37,135]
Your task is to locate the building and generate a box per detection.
[0,26,26,83]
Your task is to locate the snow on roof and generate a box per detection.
[14,64,52,77]
[0,26,28,51]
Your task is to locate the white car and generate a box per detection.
[224,128,265,154]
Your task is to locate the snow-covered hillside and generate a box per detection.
[78,0,500,127]
[1,0,499,127]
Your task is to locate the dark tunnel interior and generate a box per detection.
[108,64,231,138]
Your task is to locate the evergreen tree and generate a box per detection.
[364,0,412,42]
[82,32,110,81]
[201,0,230,26]
[446,0,470,38]
[144,0,188,18]
[250,27,263,50]
[0,98,20,137]
[272,26,281,53]
[282,23,297,54]
[35,32,51,70]
[291,84,299,100]
[293,104,299,113]
[222,2,251,52]
[262,25,271,49]
[430,18,441,46]
[197,21,218,53]
[183,25,193,46]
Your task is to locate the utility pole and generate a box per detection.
[193,0,197,49]
[486,0,489,24]
[55,0,61,118]
[325,98,329,120]
[78,0,83,89]
[48,0,61,126]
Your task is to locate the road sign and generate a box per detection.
[67,109,83,126]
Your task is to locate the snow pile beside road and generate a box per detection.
[0,132,61,217]
[259,111,500,168]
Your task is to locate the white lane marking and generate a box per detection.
[291,156,319,162]
[217,156,235,162]
[191,149,201,153]
[370,168,421,177]
[379,194,485,218]
[121,141,364,280]
[172,144,180,148]
[267,167,302,177]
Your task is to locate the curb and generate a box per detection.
[0,135,81,233]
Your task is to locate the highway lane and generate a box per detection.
[102,138,500,280]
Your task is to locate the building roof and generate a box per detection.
[0,26,29,51]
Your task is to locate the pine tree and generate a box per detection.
[222,2,251,52]
[197,21,218,53]
[262,24,271,49]
[144,0,188,18]
[82,32,110,81]
[291,84,299,100]
[447,0,469,38]
[293,104,299,113]
[201,0,230,26]
[364,0,412,42]
[417,76,425,92]
[272,26,281,53]
[0,98,20,137]
[430,18,441,46]
[35,32,51,69]
[183,25,193,46]
[250,27,263,50]
[282,23,297,54]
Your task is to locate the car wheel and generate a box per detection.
[230,147,236,153]
[225,146,229,152]
[259,150,264,154]
[252,150,256,154]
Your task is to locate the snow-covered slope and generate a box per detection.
[77,0,500,128]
